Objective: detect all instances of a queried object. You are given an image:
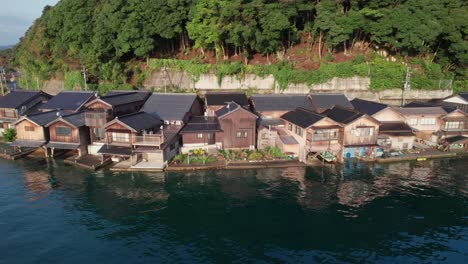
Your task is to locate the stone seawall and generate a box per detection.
[142,70,452,105]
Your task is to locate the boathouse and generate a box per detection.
[40,91,95,113]
[179,116,223,154]
[44,111,90,157]
[324,106,381,161]
[84,90,151,154]
[0,90,51,132]
[280,108,343,162]
[308,93,354,113]
[215,102,257,150]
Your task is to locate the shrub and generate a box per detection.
[325,53,333,62]
[266,146,283,158]
[2,128,16,142]
[248,151,263,161]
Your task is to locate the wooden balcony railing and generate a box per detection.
[133,134,164,146]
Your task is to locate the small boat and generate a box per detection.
[318,151,336,163]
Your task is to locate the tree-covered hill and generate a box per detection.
[12,0,468,91]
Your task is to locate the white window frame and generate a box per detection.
[420,118,436,125]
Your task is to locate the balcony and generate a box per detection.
[133,134,164,147]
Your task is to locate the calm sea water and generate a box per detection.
[0,158,467,264]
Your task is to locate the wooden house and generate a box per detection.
[395,106,447,144]
[44,112,90,157]
[0,90,51,132]
[251,94,314,149]
[205,92,249,116]
[142,93,202,125]
[98,112,163,165]
[40,91,95,113]
[215,102,257,150]
[280,108,343,161]
[378,122,416,151]
[324,106,381,160]
[309,93,354,113]
[434,109,468,143]
[12,110,64,155]
[84,90,151,154]
[352,98,415,151]
[180,116,223,153]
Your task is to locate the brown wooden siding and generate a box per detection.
[105,122,135,146]
[15,120,46,141]
[219,109,256,149]
[49,121,79,143]
[182,133,216,145]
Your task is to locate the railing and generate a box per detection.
[133,134,164,146]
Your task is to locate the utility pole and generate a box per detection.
[36,77,40,90]
[0,67,4,96]
[81,65,88,91]
[402,67,411,106]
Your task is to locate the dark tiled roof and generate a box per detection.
[215,101,255,118]
[116,112,163,133]
[45,142,80,150]
[309,93,353,110]
[404,101,457,113]
[61,111,86,127]
[259,118,284,126]
[351,98,388,116]
[395,107,447,116]
[0,90,46,109]
[100,91,150,107]
[444,135,468,144]
[205,92,249,106]
[459,92,468,101]
[41,91,95,111]
[97,145,132,156]
[279,135,299,145]
[251,94,312,112]
[280,108,326,128]
[379,122,413,132]
[142,93,197,121]
[323,106,364,124]
[11,140,46,148]
[24,110,66,126]
[181,116,222,133]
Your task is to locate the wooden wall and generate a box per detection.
[342,116,379,146]
[373,108,405,122]
[182,132,216,145]
[15,120,45,141]
[219,109,256,149]
[105,122,134,146]
[49,121,79,143]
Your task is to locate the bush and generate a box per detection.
[248,151,263,161]
[265,146,283,158]
[2,128,16,142]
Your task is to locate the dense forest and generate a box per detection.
[11,0,468,91]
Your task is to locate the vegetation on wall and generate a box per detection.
[10,0,467,91]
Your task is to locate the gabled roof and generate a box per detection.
[404,101,456,113]
[16,110,66,126]
[40,91,95,111]
[46,111,86,128]
[379,122,413,132]
[251,94,312,112]
[205,92,249,106]
[351,98,388,116]
[323,106,367,124]
[395,107,447,116]
[0,90,50,109]
[142,93,198,121]
[309,93,353,111]
[180,116,222,133]
[107,112,162,133]
[96,91,150,107]
[215,101,257,119]
[459,92,468,101]
[280,108,327,128]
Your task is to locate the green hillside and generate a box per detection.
[11,0,468,92]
